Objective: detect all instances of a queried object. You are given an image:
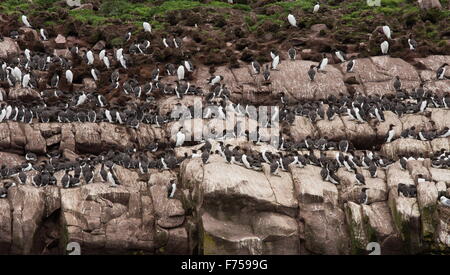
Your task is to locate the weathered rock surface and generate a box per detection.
[0,37,20,59]
[0,47,450,255]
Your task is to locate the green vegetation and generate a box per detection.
[265,0,317,12]
[0,0,31,15]
[0,0,448,53]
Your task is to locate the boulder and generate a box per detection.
[388,189,422,254]
[289,116,317,141]
[73,122,102,153]
[381,139,432,159]
[0,37,20,59]
[9,185,45,254]
[7,87,41,102]
[361,202,403,254]
[416,181,438,241]
[270,60,348,101]
[54,34,67,49]
[344,202,368,253]
[0,200,11,253]
[418,0,442,10]
[99,123,132,151]
[0,152,25,168]
[24,124,47,154]
[60,183,156,254]
[291,166,350,254]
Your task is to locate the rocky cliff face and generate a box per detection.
[0,3,450,254]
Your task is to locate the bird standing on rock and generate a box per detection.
[40,28,49,41]
[385,124,395,143]
[437,63,448,80]
[358,188,369,204]
[143,22,152,33]
[308,65,316,81]
[251,59,261,74]
[287,14,297,27]
[168,179,176,198]
[346,56,356,73]
[177,65,185,81]
[288,47,297,60]
[208,75,223,85]
[21,15,32,28]
[334,49,346,63]
[440,196,450,207]
[313,2,320,13]
[271,52,280,70]
[381,40,389,55]
[263,64,270,81]
[318,54,328,71]
[408,34,417,51]
[393,76,401,91]
[382,25,392,39]
[175,127,186,147]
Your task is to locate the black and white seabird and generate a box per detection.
[408,34,417,51]
[251,60,261,74]
[25,152,37,162]
[107,167,120,187]
[346,56,356,73]
[91,68,100,81]
[167,179,176,198]
[86,50,94,65]
[368,162,377,178]
[184,60,194,72]
[288,47,297,60]
[338,140,349,153]
[151,68,160,81]
[263,64,270,81]
[393,76,401,91]
[270,160,280,176]
[440,196,450,207]
[208,75,223,85]
[438,127,450,138]
[398,183,416,198]
[82,165,93,184]
[385,124,395,143]
[66,69,73,84]
[313,2,320,13]
[381,40,389,55]
[334,49,346,63]
[382,25,392,39]
[271,52,280,70]
[436,63,448,80]
[177,65,185,81]
[355,173,366,185]
[16,170,27,184]
[358,187,369,205]
[143,22,152,33]
[318,54,328,71]
[287,14,297,27]
[0,186,7,198]
[124,31,131,42]
[400,156,407,170]
[21,15,32,28]
[62,170,71,188]
[417,174,426,184]
[40,28,49,41]
[100,163,108,182]
[175,127,186,147]
[308,65,316,81]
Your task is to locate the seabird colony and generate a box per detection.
[0,6,449,208]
